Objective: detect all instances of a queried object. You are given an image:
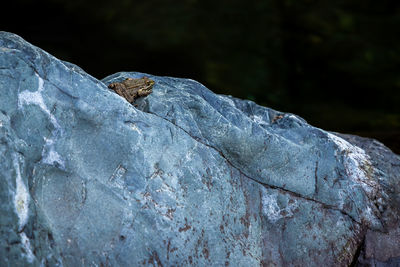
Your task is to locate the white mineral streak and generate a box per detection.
[18,74,65,168]
[327,133,378,221]
[41,137,64,167]
[262,189,296,223]
[19,232,35,263]
[128,123,142,134]
[18,74,51,119]
[13,153,29,230]
[327,133,377,194]
[262,193,281,223]
[250,114,267,125]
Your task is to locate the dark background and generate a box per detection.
[2,0,399,153]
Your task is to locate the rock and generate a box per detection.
[0,31,399,266]
[335,134,400,266]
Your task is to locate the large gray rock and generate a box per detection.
[0,31,399,266]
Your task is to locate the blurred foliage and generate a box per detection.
[2,0,400,152]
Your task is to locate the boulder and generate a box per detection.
[0,32,399,266]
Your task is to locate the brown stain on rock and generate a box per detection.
[178,224,192,232]
[148,251,163,267]
[179,217,192,232]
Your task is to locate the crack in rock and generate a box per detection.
[146,110,365,226]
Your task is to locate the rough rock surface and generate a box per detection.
[0,31,399,266]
